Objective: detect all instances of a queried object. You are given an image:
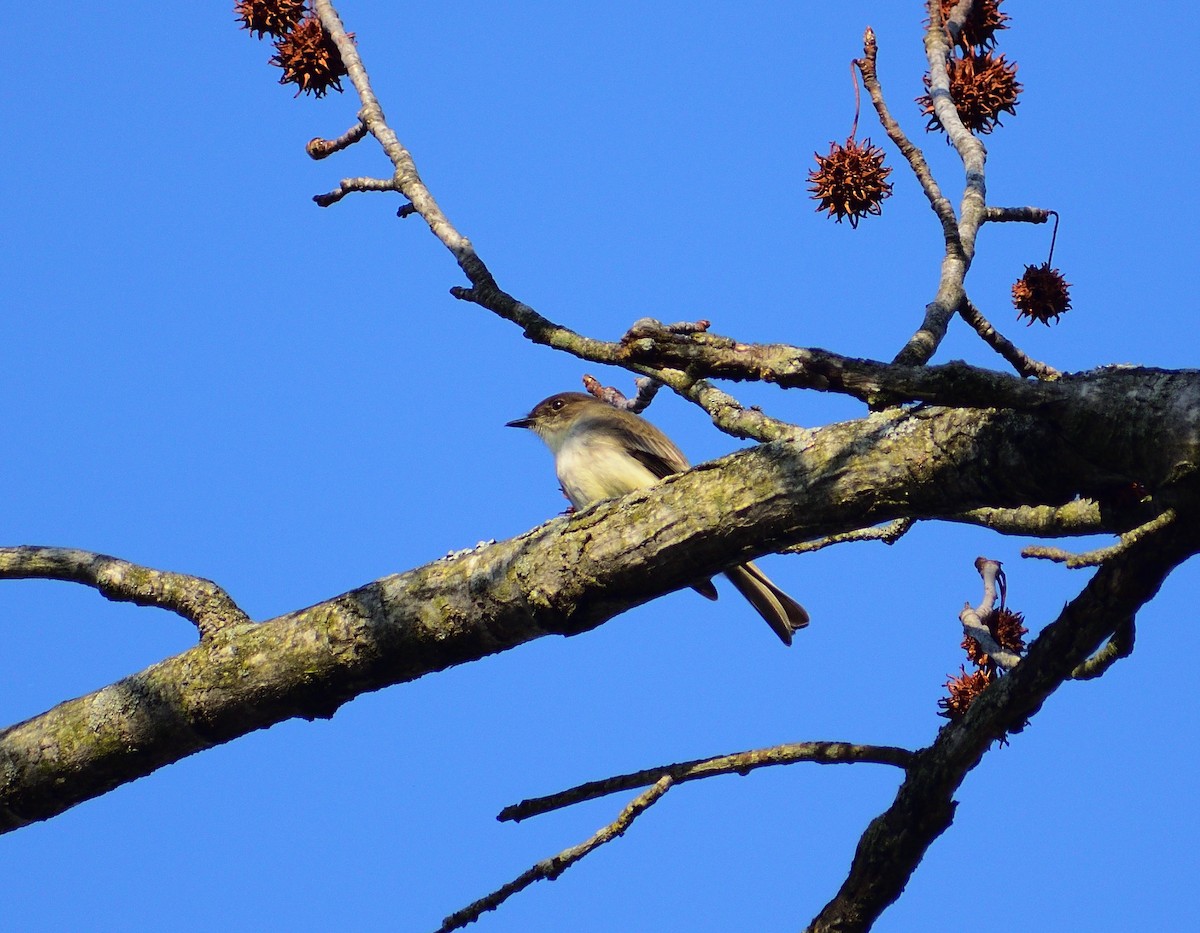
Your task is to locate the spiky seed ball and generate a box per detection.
[235,0,307,40]
[270,13,349,97]
[936,0,1009,51]
[1013,263,1072,325]
[808,137,894,228]
[919,51,1021,135]
[938,666,993,721]
[985,608,1028,656]
[962,635,991,669]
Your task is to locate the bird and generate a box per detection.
[506,392,808,645]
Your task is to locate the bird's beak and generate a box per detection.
[505,416,533,429]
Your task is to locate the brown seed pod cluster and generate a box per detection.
[808,137,894,228]
[940,608,1027,723]
[269,13,349,97]
[938,666,993,723]
[235,2,351,98]
[919,0,1020,135]
[234,0,306,39]
[937,0,1009,51]
[1013,262,1072,325]
[919,51,1021,135]
[986,608,1028,656]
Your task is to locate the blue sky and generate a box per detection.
[3,2,1198,930]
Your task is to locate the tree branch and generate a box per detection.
[4,402,1135,833]
[0,546,249,642]
[857,27,958,244]
[943,501,1108,536]
[1071,617,1135,680]
[806,509,1197,932]
[1024,509,1177,568]
[617,319,1063,410]
[785,519,915,555]
[890,1,992,367]
[499,741,914,824]
[983,205,1050,225]
[957,300,1061,380]
[438,776,676,933]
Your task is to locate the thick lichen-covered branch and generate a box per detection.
[5,400,1152,833]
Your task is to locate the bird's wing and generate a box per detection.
[604,414,691,478]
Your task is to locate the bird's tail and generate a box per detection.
[723,562,809,646]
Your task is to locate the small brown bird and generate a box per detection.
[507,392,808,645]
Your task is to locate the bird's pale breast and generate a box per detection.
[555,429,662,508]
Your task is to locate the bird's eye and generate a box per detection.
[551,399,564,410]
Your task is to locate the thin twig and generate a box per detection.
[582,374,663,412]
[499,741,914,823]
[1045,210,1061,264]
[312,175,398,207]
[857,27,959,246]
[983,206,1050,225]
[438,776,675,933]
[312,0,489,280]
[1024,509,1177,568]
[1071,617,1135,680]
[306,119,368,160]
[957,300,1061,380]
[785,519,915,555]
[0,546,250,642]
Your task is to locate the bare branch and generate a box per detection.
[944,501,1108,536]
[312,175,398,207]
[808,512,1197,931]
[311,0,495,287]
[943,0,976,45]
[499,741,914,824]
[958,300,1061,380]
[582,374,663,413]
[983,206,1051,225]
[1024,509,1177,568]
[890,1,993,367]
[617,320,1063,410]
[0,546,249,642]
[1071,617,1135,680]
[785,519,915,555]
[438,777,675,933]
[306,118,368,160]
[857,28,958,244]
[922,0,987,260]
